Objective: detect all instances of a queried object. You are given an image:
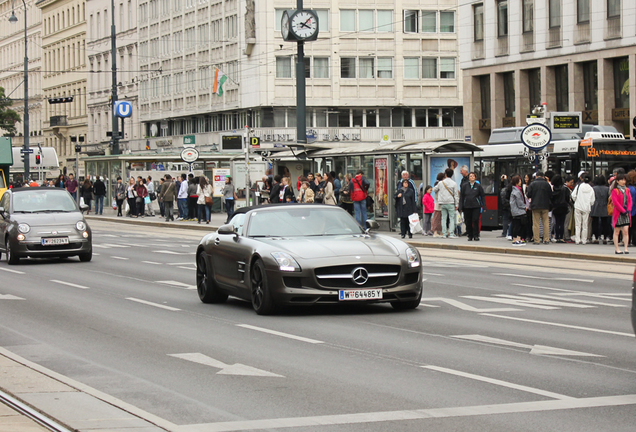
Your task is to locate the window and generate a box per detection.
[549,0,561,28]
[275,9,284,31]
[440,58,455,79]
[314,57,329,78]
[474,4,484,41]
[316,9,329,31]
[497,1,508,37]
[341,57,356,78]
[377,58,392,78]
[503,72,515,117]
[359,58,374,78]
[162,75,170,95]
[186,70,195,92]
[479,75,491,120]
[528,68,541,110]
[359,10,374,32]
[276,57,292,78]
[440,11,455,33]
[377,10,392,32]
[404,10,418,33]
[554,65,568,111]
[340,10,355,31]
[173,31,182,52]
[607,0,620,18]
[422,58,437,79]
[582,61,598,111]
[523,0,534,32]
[174,72,183,93]
[577,0,589,23]
[404,58,419,79]
[422,11,436,32]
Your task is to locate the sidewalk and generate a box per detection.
[85,206,636,264]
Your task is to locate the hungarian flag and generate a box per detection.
[213,68,227,96]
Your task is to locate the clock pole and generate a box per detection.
[296,0,307,145]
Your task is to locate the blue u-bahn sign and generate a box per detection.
[114,101,132,118]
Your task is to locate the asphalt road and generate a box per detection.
[0,220,635,431]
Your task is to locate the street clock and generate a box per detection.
[281,10,319,41]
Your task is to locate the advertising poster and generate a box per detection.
[374,157,388,218]
[429,156,470,198]
[213,168,231,197]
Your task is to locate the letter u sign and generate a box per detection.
[114,101,132,118]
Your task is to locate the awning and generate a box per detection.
[306,140,482,157]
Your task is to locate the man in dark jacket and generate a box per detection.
[526,171,552,244]
[93,176,106,215]
[269,175,282,203]
[499,175,511,238]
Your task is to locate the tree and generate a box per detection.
[0,86,21,136]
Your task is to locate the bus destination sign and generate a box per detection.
[550,112,582,134]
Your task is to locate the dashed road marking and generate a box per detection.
[237,324,324,344]
[111,256,129,260]
[0,267,25,275]
[50,280,89,290]
[156,280,196,290]
[493,273,593,283]
[126,297,180,311]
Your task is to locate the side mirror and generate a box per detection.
[80,203,89,213]
[218,224,237,235]
[365,220,379,231]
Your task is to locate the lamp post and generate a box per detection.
[9,0,30,183]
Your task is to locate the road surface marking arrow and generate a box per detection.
[452,334,604,357]
[169,353,284,377]
[420,297,521,313]
[0,294,25,300]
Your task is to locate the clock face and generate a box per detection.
[291,11,318,39]
[281,11,290,40]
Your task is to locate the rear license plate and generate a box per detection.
[42,237,69,246]
[338,289,382,301]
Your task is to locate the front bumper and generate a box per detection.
[11,234,92,258]
[264,257,422,305]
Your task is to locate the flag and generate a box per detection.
[213,68,227,96]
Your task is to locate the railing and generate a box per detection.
[49,116,68,127]
[605,16,621,40]
[521,32,534,52]
[548,27,562,48]
[575,22,591,44]
[496,36,509,56]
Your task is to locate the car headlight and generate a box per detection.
[18,223,30,234]
[406,247,420,268]
[76,221,87,231]
[271,252,301,272]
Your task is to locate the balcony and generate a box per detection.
[49,116,68,127]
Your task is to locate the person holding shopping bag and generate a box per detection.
[395,179,417,239]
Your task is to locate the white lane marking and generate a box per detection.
[513,284,631,302]
[0,294,25,300]
[169,353,284,377]
[156,280,196,290]
[423,365,573,400]
[178,266,196,271]
[92,244,111,249]
[142,261,162,265]
[463,296,558,310]
[167,262,195,266]
[512,283,577,292]
[93,253,100,256]
[452,334,604,357]
[494,294,593,309]
[50,279,89,290]
[100,243,129,248]
[421,297,521,313]
[111,256,129,260]
[518,293,628,308]
[421,272,444,276]
[126,297,181,311]
[481,313,635,338]
[178,394,636,432]
[237,324,324,344]
[153,250,196,255]
[493,273,593,283]
[0,267,25,275]
[419,303,441,308]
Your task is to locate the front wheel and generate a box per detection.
[251,259,276,315]
[79,251,92,262]
[5,240,19,265]
[196,252,228,303]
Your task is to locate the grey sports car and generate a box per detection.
[196,204,423,315]
[0,187,92,264]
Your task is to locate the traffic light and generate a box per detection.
[48,97,74,104]
[35,154,41,165]
[20,152,26,164]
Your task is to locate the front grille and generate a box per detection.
[314,264,400,289]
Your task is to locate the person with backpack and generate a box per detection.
[350,170,370,228]
[551,175,571,243]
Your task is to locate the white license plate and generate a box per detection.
[338,289,383,301]
[42,237,69,246]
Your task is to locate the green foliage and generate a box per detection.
[0,86,21,136]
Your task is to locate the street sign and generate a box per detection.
[20,148,34,153]
[180,148,199,163]
[521,123,551,151]
[114,101,132,118]
[250,137,260,148]
[184,135,196,145]
[551,112,582,134]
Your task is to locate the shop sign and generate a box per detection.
[184,135,196,145]
[612,108,630,121]
[502,117,516,127]
[213,168,231,197]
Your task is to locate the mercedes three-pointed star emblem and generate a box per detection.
[351,267,369,285]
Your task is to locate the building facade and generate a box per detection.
[0,0,44,152]
[37,0,87,175]
[86,0,139,158]
[459,0,636,145]
[133,0,463,153]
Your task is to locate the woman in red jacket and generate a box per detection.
[135,178,148,218]
[611,173,633,254]
[422,185,435,235]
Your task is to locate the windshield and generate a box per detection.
[247,207,364,237]
[12,190,78,213]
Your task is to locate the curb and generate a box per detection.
[86,216,636,265]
